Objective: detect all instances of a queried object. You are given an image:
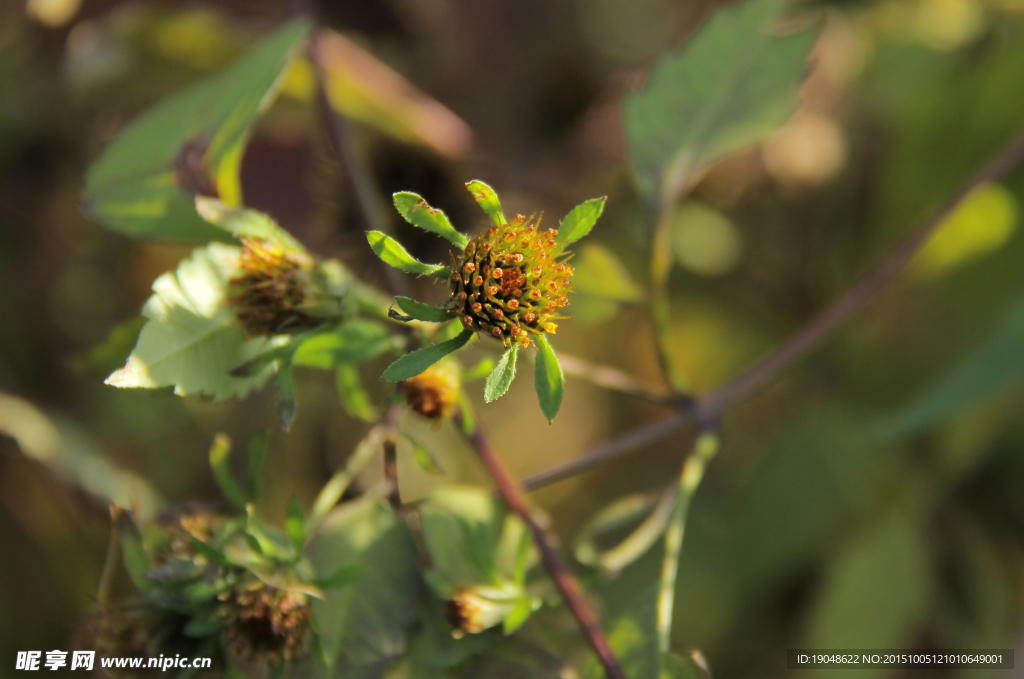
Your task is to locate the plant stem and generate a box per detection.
[657,430,719,653]
[306,426,385,533]
[557,352,673,404]
[453,412,627,679]
[523,128,1024,491]
[649,202,689,393]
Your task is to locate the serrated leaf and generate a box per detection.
[286,498,306,549]
[105,243,284,401]
[208,433,246,511]
[624,0,816,203]
[293,320,398,369]
[381,328,474,382]
[466,180,505,225]
[533,336,564,422]
[394,296,456,323]
[573,243,644,302]
[393,192,469,248]
[484,345,518,403]
[335,364,379,422]
[366,231,450,278]
[556,197,606,246]
[195,197,306,253]
[84,19,311,241]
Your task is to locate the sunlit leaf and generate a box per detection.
[533,336,564,422]
[556,197,606,246]
[381,329,474,382]
[624,0,816,203]
[286,498,306,549]
[394,296,456,323]
[195,196,307,253]
[484,345,518,403]
[393,192,469,248]
[84,19,311,240]
[366,231,451,278]
[293,321,399,369]
[105,243,285,401]
[466,180,505,225]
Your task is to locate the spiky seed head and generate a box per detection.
[404,359,461,421]
[227,238,318,337]
[220,579,311,670]
[448,215,573,348]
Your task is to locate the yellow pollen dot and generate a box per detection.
[529,289,542,299]
[491,327,502,337]
[544,322,558,334]
[474,275,484,286]
[487,286,499,296]
[463,262,476,273]
[492,268,503,278]
[463,315,474,326]
[457,292,467,301]
[523,311,537,323]
[508,299,519,309]
[532,266,543,277]
[472,303,483,312]
[493,309,504,320]
[452,273,462,283]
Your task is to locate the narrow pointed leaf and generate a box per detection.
[335,364,379,422]
[394,296,456,323]
[287,498,306,549]
[366,231,450,277]
[393,192,469,248]
[484,345,518,403]
[209,433,247,511]
[466,180,505,225]
[534,335,564,422]
[381,328,474,382]
[556,197,606,246]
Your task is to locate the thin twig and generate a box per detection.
[453,412,627,679]
[523,128,1024,492]
[557,352,674,405]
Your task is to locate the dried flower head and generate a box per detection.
[71,604,152,677]
[404,359,461,420]
[220,579,311,668]
[448,215,573,348]
[228,238,317,337]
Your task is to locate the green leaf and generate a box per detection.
[305,496,419,677]
[277,360,297,431]
[393,192,469,248]
[556,197,606,246]
[316,563,365,590]
[466,180,506,225]
[574,488,677,573]
[105,243,285,401]
[208,433,246,511]
[533,336,564,422]
[877,296,1024,438]
[394,296,456,323]
[573,243,644,302]
[335,364,379,422]
[381,329,474,382]
[585,586,662,679]
[195,197,306,253]
[624,0,816,203]
[463,356,496,381]
[366,231,450,278]
[662,652,712,679]
[286,498,306,550]
[84,19,311,241]
[246,432,268,502]
[111,505,152,591]
[293,320,399,369]
[804,509,931,652]
[407,436,446,476]
[503,597,539,636]
[484,345,518,403]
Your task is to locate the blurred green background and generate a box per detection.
[4,0,1024,677]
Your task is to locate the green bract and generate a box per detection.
[372,181,607,421]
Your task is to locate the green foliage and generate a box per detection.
[624,0,816,203]
[306,495,419,678]
[465,180,506,225]
[209,433,247,511]
[366,231,451,278]
[533,335,564,422]
[484,345,518,403]
[575,488,677,574]
[394,295,456,322]
[195,196,307,253]
[336,364,379,422]
[105,243,286,401]
[293,320,399,369]
[556,197,607,246]
[586,587,662,679]
[393,192,469,249]
[381,329,474,382]
[84,19,311,240]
